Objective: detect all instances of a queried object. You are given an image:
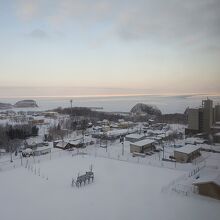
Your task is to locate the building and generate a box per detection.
[185,137,205,145]
[174,145,201,163]
[28,119,45,125]
[186,98,215,134]
[0,149,6,156]
[24,141,44,150]
[54,138,84,150]
[125,133,146,143]
[187,108,200,131]
[211,121,220,133]
[130,139,156,153]
[68,140,84,148]
[193,172,220,200]
[33,146,51,156]
[214,104,220,122]
[213,132,220,143]
[54,141,69,150]
[202,99,213,132]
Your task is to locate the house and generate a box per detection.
[24,140,44,150]
[0,149,6,156]
[185,137,205,145]
[42,111,59,118]
[126,133,146,143]
[28,119,45,125]
[54,137,85,150]
[102,119,109,126]
[93,126,102,132]
[174,145,201,163]
[130,139,156,153]
[68,140,84,148]
[33,146,51,156]
[102,125,110,132]
[54,141,71,150]
[118,121,129,129]
[193,172,220,200]
[152,136,163,144]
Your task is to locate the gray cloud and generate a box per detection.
[116,0,220,45]
[15,0,220,49]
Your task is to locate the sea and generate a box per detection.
[0,95,220,114]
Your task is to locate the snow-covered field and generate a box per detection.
[0,154,220,220]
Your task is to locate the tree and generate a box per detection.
[31,126,39,136]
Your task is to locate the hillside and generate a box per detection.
[14,100,38,108]
[130,103,162,116]
[0,103,13,110]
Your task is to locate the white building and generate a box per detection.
[130,139,156,153]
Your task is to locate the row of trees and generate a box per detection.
[54,107,128,122]
[46,119,89,141]
[0,124,39,152]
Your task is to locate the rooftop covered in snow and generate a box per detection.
[126,134,145,139]
[132,139,156,147]
[174,145,201,155]
[193,172,220,186]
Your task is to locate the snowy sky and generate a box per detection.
[0,0,220,97]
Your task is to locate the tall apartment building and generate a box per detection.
[202,99,213,132]
[186,98,214,134]
[214,104,220,122]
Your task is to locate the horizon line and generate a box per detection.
[0,92,220,100]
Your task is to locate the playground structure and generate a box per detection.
[72,165,94,187]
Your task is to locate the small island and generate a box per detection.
[14,100,38,108]
[0,100,38,110]
[0,103,13,110]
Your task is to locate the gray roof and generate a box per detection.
[126,134,145,139]
[174,145,200,154]
[132,139,156,147]
[193,172,220,186]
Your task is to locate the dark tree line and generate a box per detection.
[46,119,89,141]
[53,107,128,122]
[52,106,187,127]
[0,124,39,152]
[6,125,39,139]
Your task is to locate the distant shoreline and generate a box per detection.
[0,93,220,100]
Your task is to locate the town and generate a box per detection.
[0,98,220,204]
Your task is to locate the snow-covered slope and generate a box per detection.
[0,155,219,220]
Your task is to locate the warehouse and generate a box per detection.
[193,172,220,200]
[126,133,146,143]
[174,145,201,163]
[33,146,51,156]
[130,139,156,153]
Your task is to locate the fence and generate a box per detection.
[161,163,205,196]
[0,149,71,172]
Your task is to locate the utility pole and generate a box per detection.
[120,136,125,156]
[105,137,108,152]
[20,152,23,166]
[10,144,13,163]
[122,141,124,156]
[162,145,164,160]
[70,99,73,115]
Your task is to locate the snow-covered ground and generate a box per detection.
[0,154,220,220]
[0,121,220,220]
